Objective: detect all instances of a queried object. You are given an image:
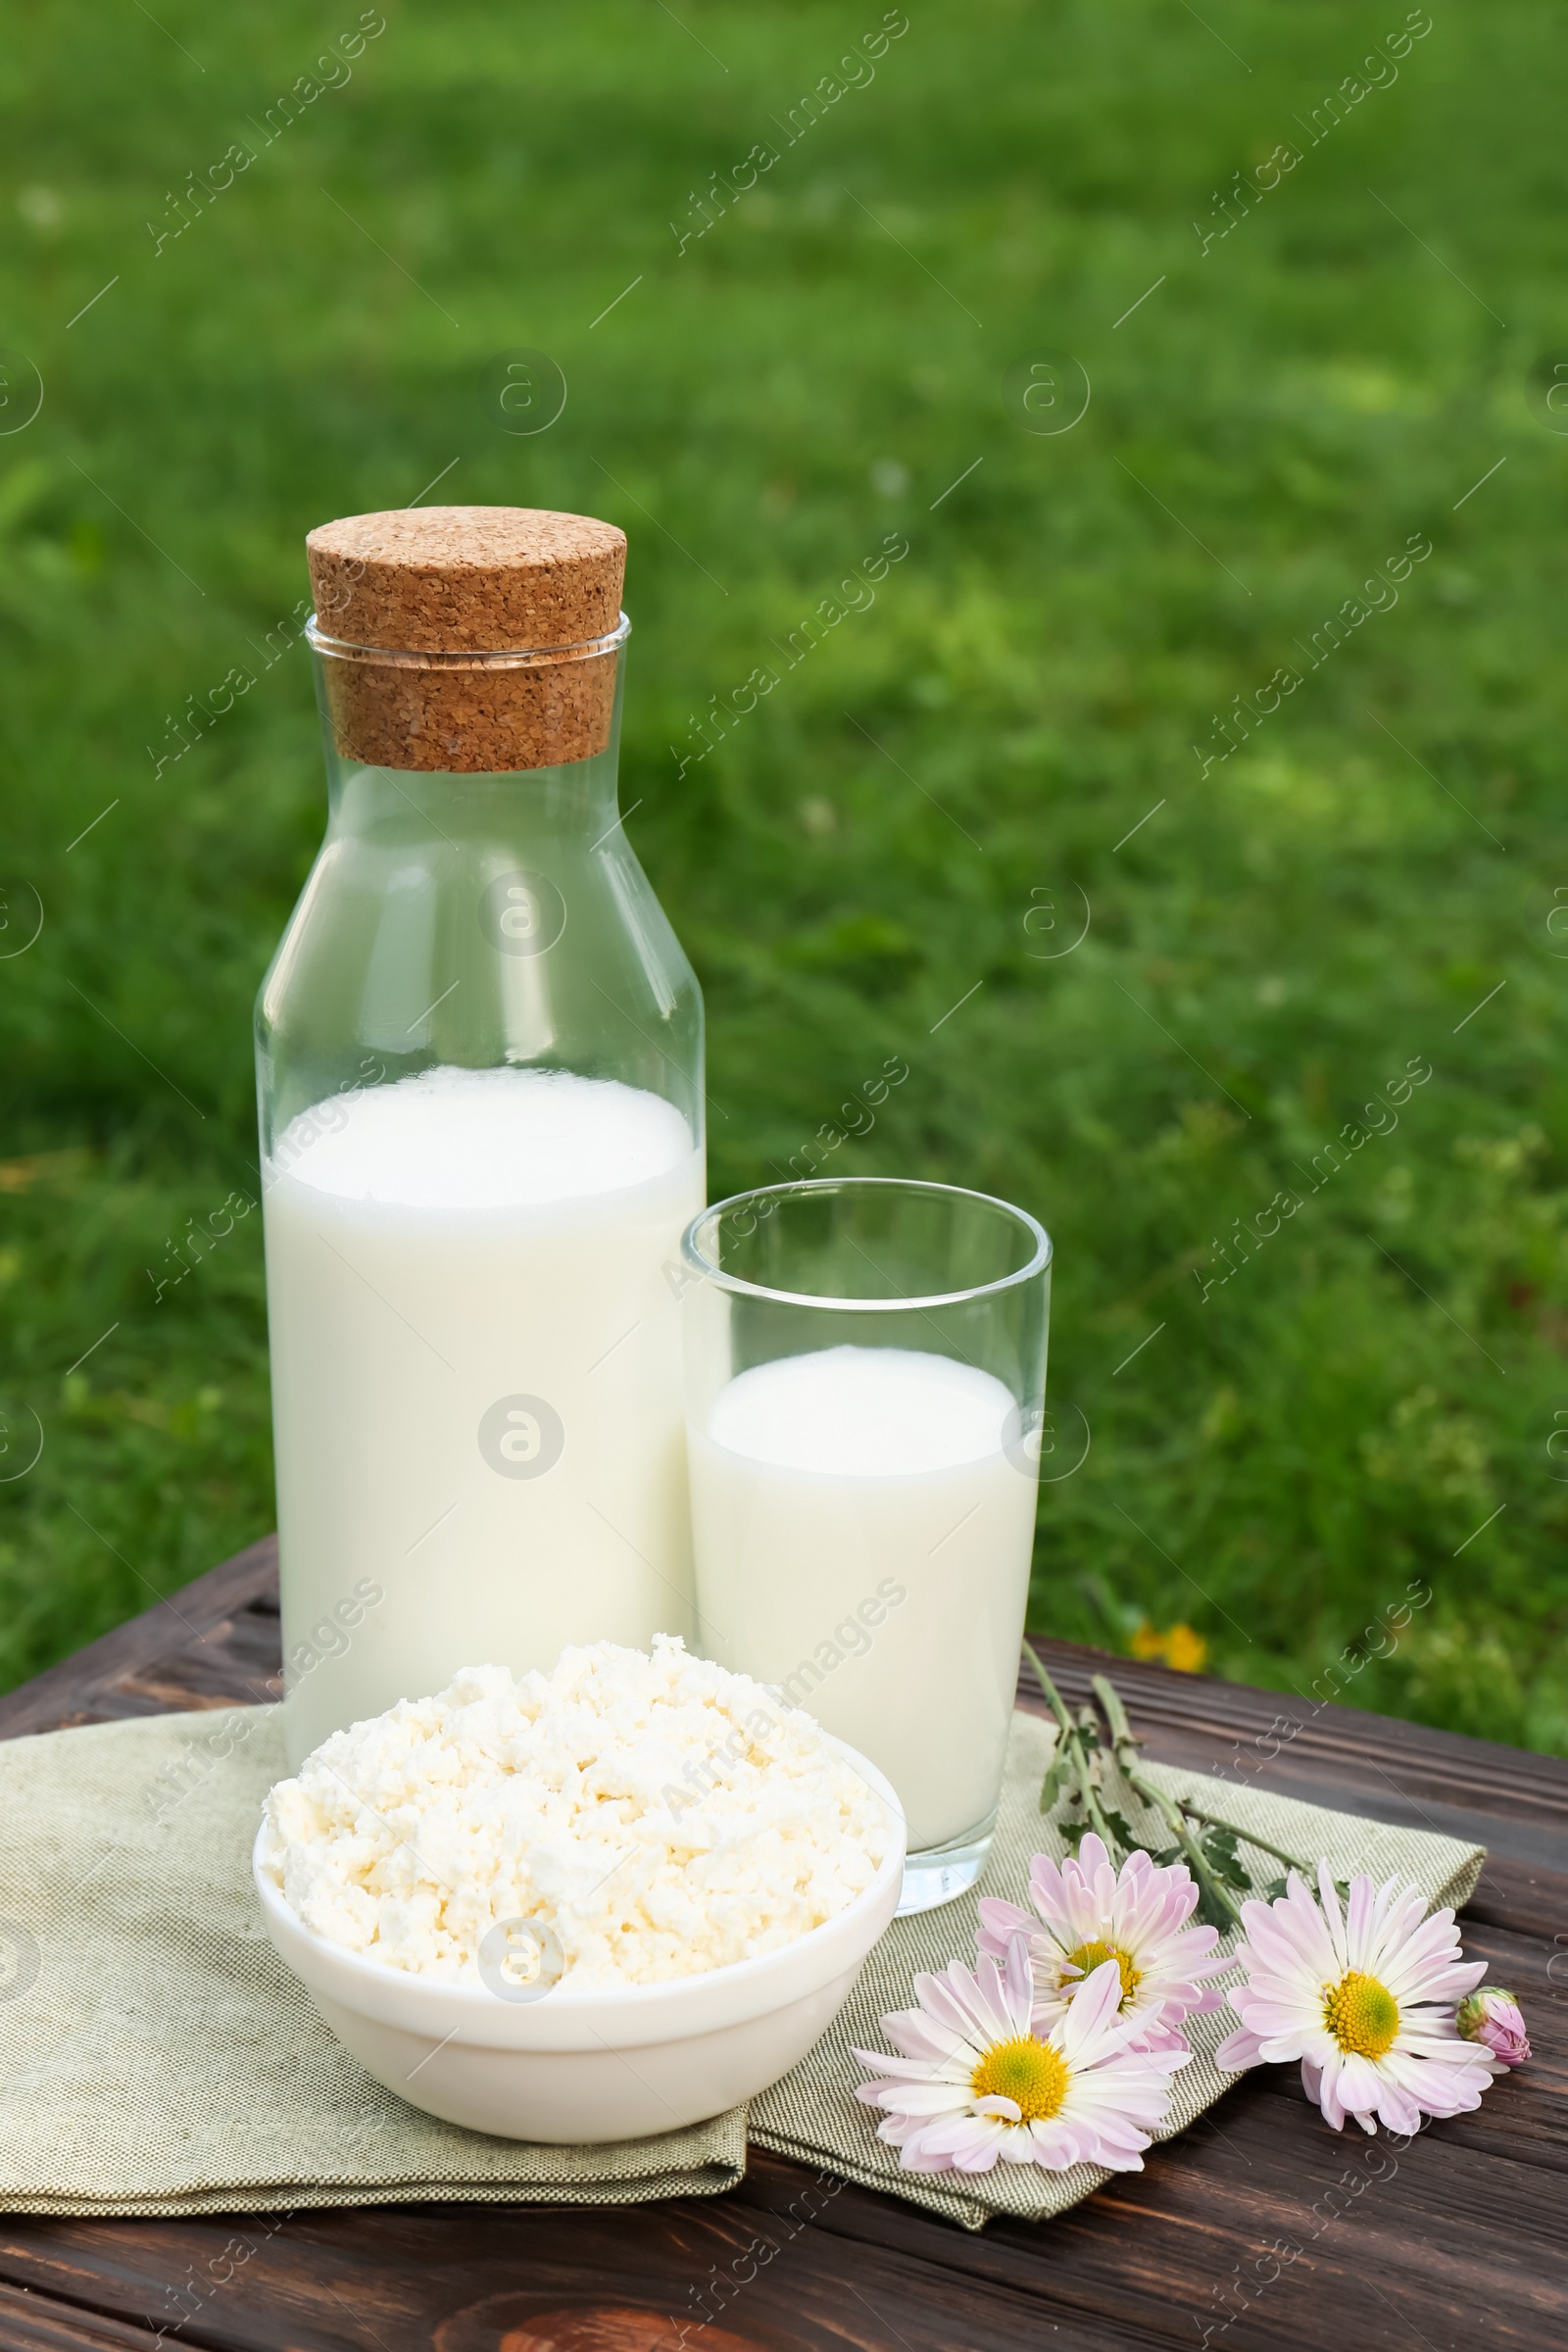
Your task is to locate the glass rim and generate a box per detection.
[304,609,631,670]
[680,1176,1053,1312]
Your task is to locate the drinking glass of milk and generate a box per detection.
[680,1177,1050,1913]
[256,508,704,1765]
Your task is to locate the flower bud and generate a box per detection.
[1456,1986,1530,2068]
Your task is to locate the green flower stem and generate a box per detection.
[1021,1640,1074,1737]
[1090,1672,1246,1932]
[1085,1672,1312,1878]
[1021,1642,1124,1853]
[1173,1798,1313,1879]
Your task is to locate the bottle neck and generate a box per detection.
[324,752,620,846]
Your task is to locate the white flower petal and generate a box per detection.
[874,2082,978,2117]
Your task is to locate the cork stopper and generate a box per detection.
[305,507,628,773]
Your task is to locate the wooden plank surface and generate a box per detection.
[1,1543,1564,2351]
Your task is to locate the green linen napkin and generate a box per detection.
[751,1707,1486,2230]
[0,1700,1484,2229]
[0,1704,744,2217]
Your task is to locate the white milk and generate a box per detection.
[264,1066,703,1764]
[687,1346,1039,1851]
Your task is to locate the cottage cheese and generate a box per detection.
[259,1636,892,1987]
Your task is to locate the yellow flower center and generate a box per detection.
[1064,1938,1143,2006]
[1323,1968,1399,2059]
[969,2034,1069,2124]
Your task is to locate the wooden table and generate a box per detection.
[1,1540,1563,2351]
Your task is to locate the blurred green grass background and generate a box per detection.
[2,0,1564,1747]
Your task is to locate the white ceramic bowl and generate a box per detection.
[252,1750,906,2143]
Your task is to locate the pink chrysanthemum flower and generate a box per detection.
[1457,1985,1531,2069]
[1214,1865,1494,2134]
[977,1833,1226,2049]
[854,1936,1189,2176]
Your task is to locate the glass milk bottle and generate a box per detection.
[256,507,704,1764]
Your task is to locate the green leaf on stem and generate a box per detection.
[1099,1806,1143,1852]
[1191,1876,1240,1932]
[1039,1751,1072,1814]
[1195,1824,1253,1895]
